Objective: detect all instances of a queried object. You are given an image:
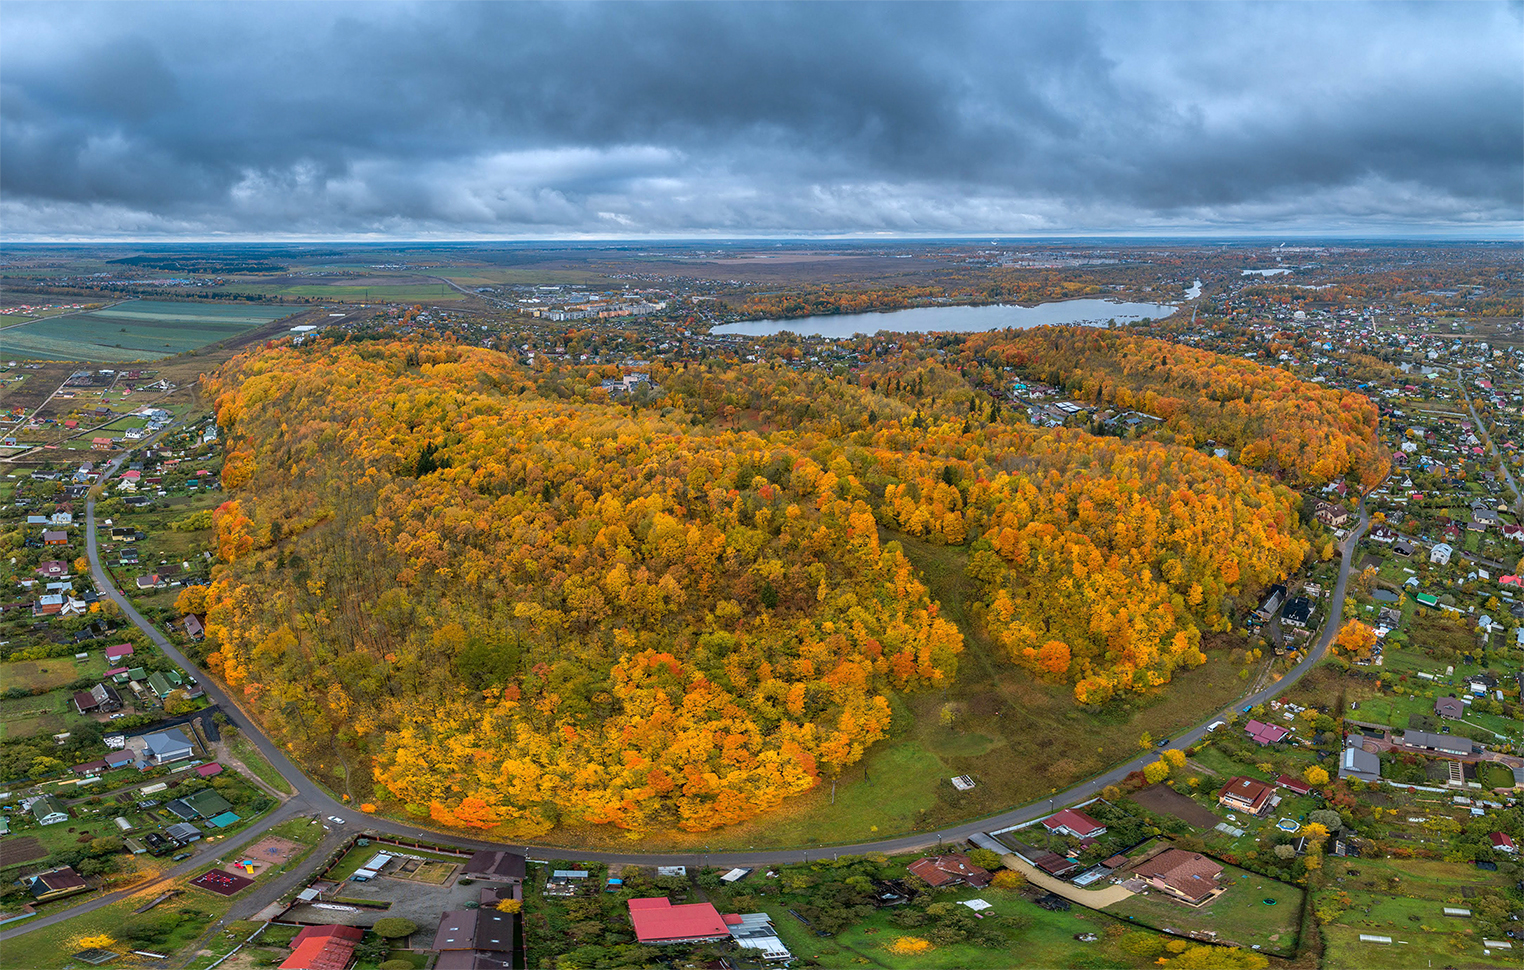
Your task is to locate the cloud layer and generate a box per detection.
[2,1,1519,239]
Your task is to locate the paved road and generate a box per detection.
[1460,377,1523,513]
[2,462,1374,940]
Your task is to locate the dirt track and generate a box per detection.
[1000,852,1134,907]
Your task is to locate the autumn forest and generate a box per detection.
[187,327,1384,837]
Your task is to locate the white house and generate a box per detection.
[1430,543,1454,566]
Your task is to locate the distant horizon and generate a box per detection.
[2,232,1518,247]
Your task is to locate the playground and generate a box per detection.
[191,868,255,897]
[233,835,304,877]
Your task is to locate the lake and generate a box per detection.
[711,297,1182,338]
[1242,268,1292,277]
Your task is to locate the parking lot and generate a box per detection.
[282,867,483,947]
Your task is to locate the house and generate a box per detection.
[135,574,162,590]
[1281,596,1313,628]
[182,615,205,640]
[627,898,731,945]
[195,762,223,778]
[74,690,101,714]
[1435,696,1466,720]
[105,750,135,769]
[1399,730,1470,757]
[1275,774,1314,796]
[1130,849,1224,905]
[544,870,588,896]
[907,853,993,888]
[1490,832,1517,854]
[1032,852,1081,877]
[27,866,88,901]
[1339,742,1382,783]
[33,594,64,617]
[91,437,113,451]
[1253,584,1286,623]
[1431,542,1454,565]
[42,530,67,545]
[1217,776,1278,816]
[1042,808,1108,839]
[184,789,233,818]
[1244,719,1291,745]
[1392,539,1417,558]
[146,671,177,697]
[105,643,134,662]
[1315,501,1350,527]
[279,924,364,970]
[31,795,69,825]
[727,912,793,962]
[35,561,68,579]
[433,909,518,969]
[90,683,122,712]
[166,822,202,844]
[141,727,194,764]
[462,850,526,883]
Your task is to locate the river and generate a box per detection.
[712,297,1182,339]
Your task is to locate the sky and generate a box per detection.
[2,1,1520,241]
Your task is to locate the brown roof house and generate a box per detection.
[1131,849,1225,906]
[1435,696,1466,720]
[907,853,992,888]
[1218,776,1278,817]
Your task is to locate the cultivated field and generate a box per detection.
[0,300,299,361]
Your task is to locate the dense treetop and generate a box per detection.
[192,330,1375,835]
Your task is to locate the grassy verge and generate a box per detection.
[225,729,295,795]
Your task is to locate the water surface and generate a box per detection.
[713,298,1181,338]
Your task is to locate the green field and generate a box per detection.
[1319,857,1518,969]
[0,300,298,361]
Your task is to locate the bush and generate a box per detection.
[966,848,1004,871]
[371,918,417,939]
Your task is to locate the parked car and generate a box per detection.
[328,816,346,825]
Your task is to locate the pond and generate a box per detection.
[711,297,1183,339]
[1373,588,1400,602]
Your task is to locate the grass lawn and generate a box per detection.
[1,887,237,969]
[354,951,431,970]
[1106,862,1303,956]
[0,690,102,740]
[719,882,1162,970]
[3,653,110,691]
[225,729,294,795]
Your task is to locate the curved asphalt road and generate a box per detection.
[1,453,1372,940]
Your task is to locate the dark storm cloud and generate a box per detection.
[1,1,1519,238]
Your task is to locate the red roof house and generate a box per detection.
[1274,774,1313,796]
[195,762,224,778]
[105,644,134,662]
[1244,719,1291,745]
[280,925,363,970]
[627,897,731,945]
[907,853,992,888]
[1042,808,1108,839]
[1491,832,1517,853]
